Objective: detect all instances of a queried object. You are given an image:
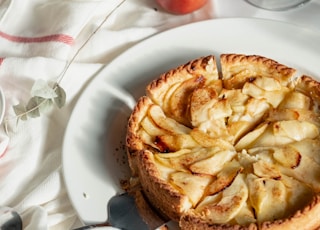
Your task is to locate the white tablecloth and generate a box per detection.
[0,0,319,229]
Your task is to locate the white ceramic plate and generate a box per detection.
[62,18,320,225]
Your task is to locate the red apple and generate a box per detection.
[156,0,208,15]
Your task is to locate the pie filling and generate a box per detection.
[126,54,320,228]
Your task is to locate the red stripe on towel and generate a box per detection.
[0,31,74,45]
[0,58,4,65]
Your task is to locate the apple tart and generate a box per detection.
[126,54,320,229]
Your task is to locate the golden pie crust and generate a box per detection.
[126,54,320,229]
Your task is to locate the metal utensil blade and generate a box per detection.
[73,193,167,230]
[0,206,22,230]
[107,193,149,230]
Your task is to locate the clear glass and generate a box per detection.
[245,0,311,11]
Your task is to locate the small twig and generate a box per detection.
[57,0,127,85]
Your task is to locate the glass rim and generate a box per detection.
[244,0,311,11]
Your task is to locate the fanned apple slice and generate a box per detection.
[228,121,253,144]
[251,124,296,148]
[190,87,219,126]
[140,116,167,136]
[279,91,311,110]
[146,55,218,106]
[154,134,199,152]
[242,81,290,108]
[155,148,215,172]
[169,171,212,206]
[146,71,193,108]
[127,96,154,152]
[162,82,182,113]
[137,129,158,150]
[208,98,232,120]
[190,87,232,139]
[290,138,320,165]
[268,108,320,127]
[267,108,299,121]
[148,104,191,134]
[273,120,319,141]
[197,118,230,140]
[228,98,270,143]
[155,149,192,159]
[247,174,267,217]
[273,145,301,169]
[137,150,193,220]
[154,150,190,172]
[190,128,234,149]
[234,203,256,226]
[153,157,178,181]
[279,152,320,192]
[207,161,243,195]
[257,178,287,222]
[253,160,281,180]
[196,174,248,224]
[168,76,205,126]
[228,97,269,122]
[147,56,219,125]
[247,174,287,223]
[250,75,282,91]
[245,98,270,118]
[220,88,249,109]
[235,123,268,150]
[154,155,188,173]
[189,149,237,175]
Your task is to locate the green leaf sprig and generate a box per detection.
[12,80,66,121]
[3,0,126,132]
